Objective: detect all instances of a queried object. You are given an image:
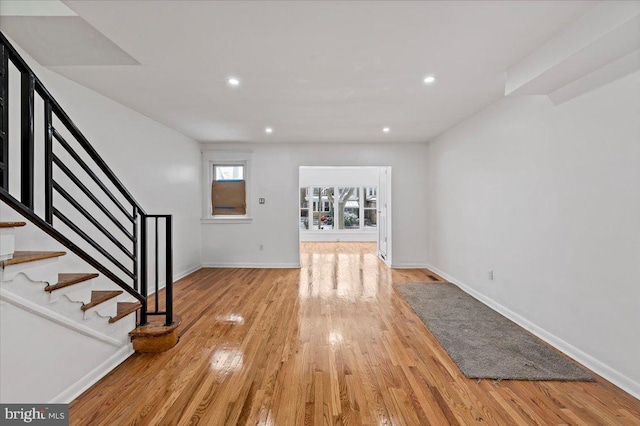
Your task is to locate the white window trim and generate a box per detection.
[201,150,253,224]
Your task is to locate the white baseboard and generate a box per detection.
[174,263,202,281]
[390,263,429,269]
[50,344,134,404]
[201,262,300,269]
[425,263,640,400]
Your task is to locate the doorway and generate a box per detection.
[298,166,391,265]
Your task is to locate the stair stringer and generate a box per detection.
[0,290,134,403]
[0,270,137,344]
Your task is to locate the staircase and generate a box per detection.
[1,223,140,344]
[0,33,179,402]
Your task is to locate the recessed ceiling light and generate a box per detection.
[383,127,390,133]
[227,77,240,87]
[423,75,436,84]
[265,127,273,134]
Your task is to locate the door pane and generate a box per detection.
[364,209,377,228]
[364,187,377,229]
[364,187,377,207]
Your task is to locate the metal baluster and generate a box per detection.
[133,208,138,292]
[21,72,34,208]
[0,44,8,190]
[165,216,173,325]
[44,101,53,223]
[140,216,148,325]
[155,218,159,313]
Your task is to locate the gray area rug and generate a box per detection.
[396,282,594,381]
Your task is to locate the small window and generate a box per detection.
[300,187,309,230]
[338,187,360,229]
[211,164,246,215]
[313,187,334,230]
[215,165,244,181]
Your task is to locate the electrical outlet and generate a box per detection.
[488,269,494,280]
[259,198,265,204]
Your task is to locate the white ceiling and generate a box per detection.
[0,16,139,66]
[11,1,598,143]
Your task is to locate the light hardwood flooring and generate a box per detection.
[69,242,640,425]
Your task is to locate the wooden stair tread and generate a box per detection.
[81,290,123,311]
[0,221,26,228]
[1,250,66,267]
[109,302,141,323]
[45,273,99,292]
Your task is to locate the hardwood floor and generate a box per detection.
[70,242,640,425]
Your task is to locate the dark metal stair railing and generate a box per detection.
[0,31,173,326]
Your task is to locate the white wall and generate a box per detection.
[0,298,131,403]
[0,37,202,284]
[201,143,428,268]
[426,71,640,398]
[299,166,379,187]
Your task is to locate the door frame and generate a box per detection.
[377,166,392,266]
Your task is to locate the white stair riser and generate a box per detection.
[1,257,59,285]
[49,280,93,304]
[82,292,135,318]
[0,228,16,260]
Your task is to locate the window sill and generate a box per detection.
[201,216,253,224]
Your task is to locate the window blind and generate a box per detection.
[211,180,246,215]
